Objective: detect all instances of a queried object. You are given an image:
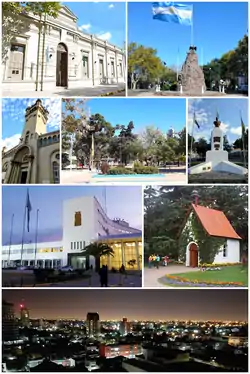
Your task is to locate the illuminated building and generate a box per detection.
[2,300,19,343]
[228,336,248,347]
[119,317,131,336]
[20,304,30,327]
[2,196,142,270]
[86,313,100,337]
[99,343,142,359]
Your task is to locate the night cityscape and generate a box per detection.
[2,289,248,372]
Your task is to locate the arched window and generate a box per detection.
[48,137,52,144]
[52,161,59,184]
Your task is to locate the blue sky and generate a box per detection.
[188,98,248,143]
[2,98,61,151]
[63,2,125,47]
[74,98,186,133]
[128,2,248,67]
[2,186,142,245]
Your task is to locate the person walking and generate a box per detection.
[156,255,160,269]
[99,265,108,287]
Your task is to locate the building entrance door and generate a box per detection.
[189,243,198,267]
[56,43,68,87]
[8,44,25,80]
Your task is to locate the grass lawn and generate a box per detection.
[171,265,248,286]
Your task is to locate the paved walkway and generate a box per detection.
[144,265,200,287]
[61,170,186,184]
[2,84,125,98]
[128,89,247,97]
[2,270,141,288]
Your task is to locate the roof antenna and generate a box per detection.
[191,190,200,207]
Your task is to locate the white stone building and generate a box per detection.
[2,195,142,269]
[2,5,126,91]
[182,203,241,267]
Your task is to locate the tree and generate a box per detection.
[82,242,114,272]
[128,43,165,89]
[2,2,61,61]
[193,138,210,157]
[203,35,248,90]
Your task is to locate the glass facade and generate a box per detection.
[100,239,142,270]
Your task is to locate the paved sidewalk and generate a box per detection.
[2,270,142,288]
[144,265,200,287]
[2,84,125,98]
[60,170,186,184]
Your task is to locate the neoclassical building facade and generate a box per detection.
[2,99,60,184]
[2,5,126,91]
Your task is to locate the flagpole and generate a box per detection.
[190,111,195,168]
[20,192,27,266]
[8,214,14,266]
[176,47,179,82]
[240,110,246,168]
[191,4,194,46]
[34,209,39,267]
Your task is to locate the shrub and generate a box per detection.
[133,161,143,168]
[107,167,134,175]
[170,82,178,91]
[134,166,159,174]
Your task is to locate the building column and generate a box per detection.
[115,51,118,84]
[105,43,108,84]
[135,241,140,270]
[8,161,18,183]
[27,156,34,183]
[121,241,125,266]
[91,38,95,86]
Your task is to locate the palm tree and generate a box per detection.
[82,242,114,271]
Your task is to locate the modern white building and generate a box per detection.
[2,5,126,91]
[2,196,142,269]
[182,203,241,267]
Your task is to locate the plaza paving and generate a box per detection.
[128,89,247,97]
[2,269,141,288]
[2,84,125,98]
[60,169,186,184]
[144,265,200,287]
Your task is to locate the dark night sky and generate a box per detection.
[2,289,248,321]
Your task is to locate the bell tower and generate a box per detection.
[21,99,49,139]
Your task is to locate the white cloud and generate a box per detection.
[79,23,91,31]
[2,134,21,151]
[97,31,112,41]
[108,4,114,8]
[230,126,247,136]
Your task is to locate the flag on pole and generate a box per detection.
[152,2,193,26]
[241,116,246,136]
[26,190,32,232]
[194,112,200,129]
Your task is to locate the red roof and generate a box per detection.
[191,204,241,240]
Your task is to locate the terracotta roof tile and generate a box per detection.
[192,204,241,240]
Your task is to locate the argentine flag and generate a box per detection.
[152,2,193,26]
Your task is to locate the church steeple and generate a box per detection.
[22,99,49,139]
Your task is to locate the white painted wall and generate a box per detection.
[62,196,97,254]
[214,239,240,263]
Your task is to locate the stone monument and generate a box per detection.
[190,116,248,175]
[179,46,206,95]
